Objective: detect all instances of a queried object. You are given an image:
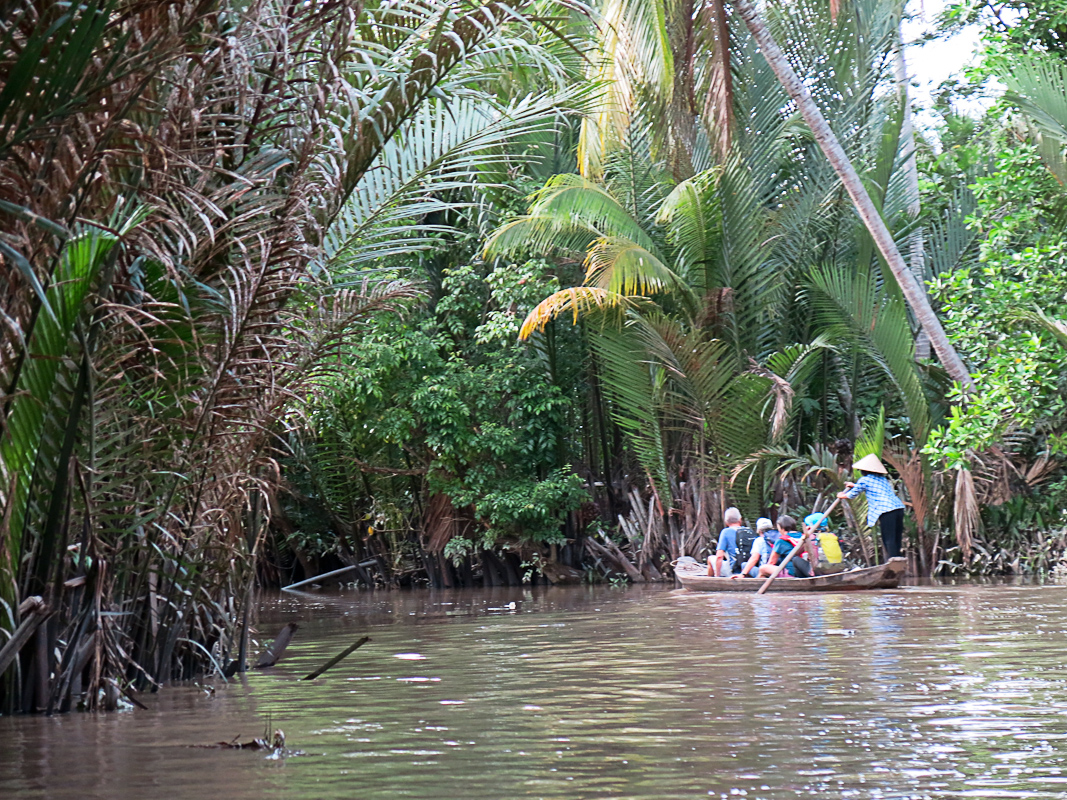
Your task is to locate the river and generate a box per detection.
[3,583,1067,799]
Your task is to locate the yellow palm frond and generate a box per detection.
[584,236,699,304]
[519,287,630,340]
[578,0,673,179]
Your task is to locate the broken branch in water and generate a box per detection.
[302,636,370,680]
[195,730,286,751]
[281,564,361,592]
[253,623,299,668]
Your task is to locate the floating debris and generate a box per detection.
[196,729,287,754]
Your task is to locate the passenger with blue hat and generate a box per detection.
[803,511,844,566]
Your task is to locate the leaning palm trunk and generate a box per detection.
[733,0,972,389]
[894,20,930,362]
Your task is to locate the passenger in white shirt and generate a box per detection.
[731,517,777,579]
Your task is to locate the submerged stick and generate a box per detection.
[302,636,370,680]
[281,564,360,592]
[254,623,299,668]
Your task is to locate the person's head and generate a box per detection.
[777,514,798,534]
[724,507,743,526]
[853,454,888,478]
[803,512,829,531]
[756,517,774,535]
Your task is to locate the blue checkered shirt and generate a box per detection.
[845,474,905,528]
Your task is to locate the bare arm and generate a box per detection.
[733,550,759,579]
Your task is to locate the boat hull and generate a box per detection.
[675,557,906,592]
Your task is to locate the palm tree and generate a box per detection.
[485,150,824,551]
[732,0,973,389]
[0,0,587,712]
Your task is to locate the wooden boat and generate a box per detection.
[674,557,906,593]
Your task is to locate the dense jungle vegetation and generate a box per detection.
[1,0,1066,712]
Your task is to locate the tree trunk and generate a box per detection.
[895,20,931,362]
[733,0,972,389]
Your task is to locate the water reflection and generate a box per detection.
[3,584,1067,798]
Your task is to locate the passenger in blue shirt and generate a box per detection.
[707,506,745,576]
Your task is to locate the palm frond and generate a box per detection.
[593,323,672,504]
[630,316,769,496]
[1012,306,1067,352]
[484,173,661,259]
[0,224,123,602]
[584,236,695,301]
[331,0,592,218]
[655,170,723,293]
[807,263,930,446]
[326,88,595,272]
[731,444,842,494]
[1001,53,1067,182]
[518,286,630,338]
[577,0,673,179]
[855,405,886,461]
[926,185,980,278]
[0,0,128,161]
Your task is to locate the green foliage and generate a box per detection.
[0,0,593,709]
[299,257,586,553]
[944,0,1067,57]
[449,469,587,545]
[0,220,130,603]
[924,145,1067,467]
[807,264,931,447]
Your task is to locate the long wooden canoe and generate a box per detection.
[675,557,906,593]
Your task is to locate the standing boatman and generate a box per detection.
[836,454,906,559]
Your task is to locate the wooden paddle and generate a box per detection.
[757,498,841,595]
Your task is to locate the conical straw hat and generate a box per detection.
[853,453,888,474]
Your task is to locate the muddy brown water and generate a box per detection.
[4,583,1067,799]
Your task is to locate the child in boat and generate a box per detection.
[759,515,815,578]
[731,517,777,579]
[836,454,906,559]
[707,506,748,576]
[804,512,844,568]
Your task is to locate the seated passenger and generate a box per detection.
[758,515,815,579]
[732,517,777,579]
[707,506,749,576]
[804,512,843,569]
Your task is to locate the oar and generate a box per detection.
[757,498,841,595]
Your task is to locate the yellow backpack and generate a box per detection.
[817,531,843,563]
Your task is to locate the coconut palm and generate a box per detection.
[732,0,972,388]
